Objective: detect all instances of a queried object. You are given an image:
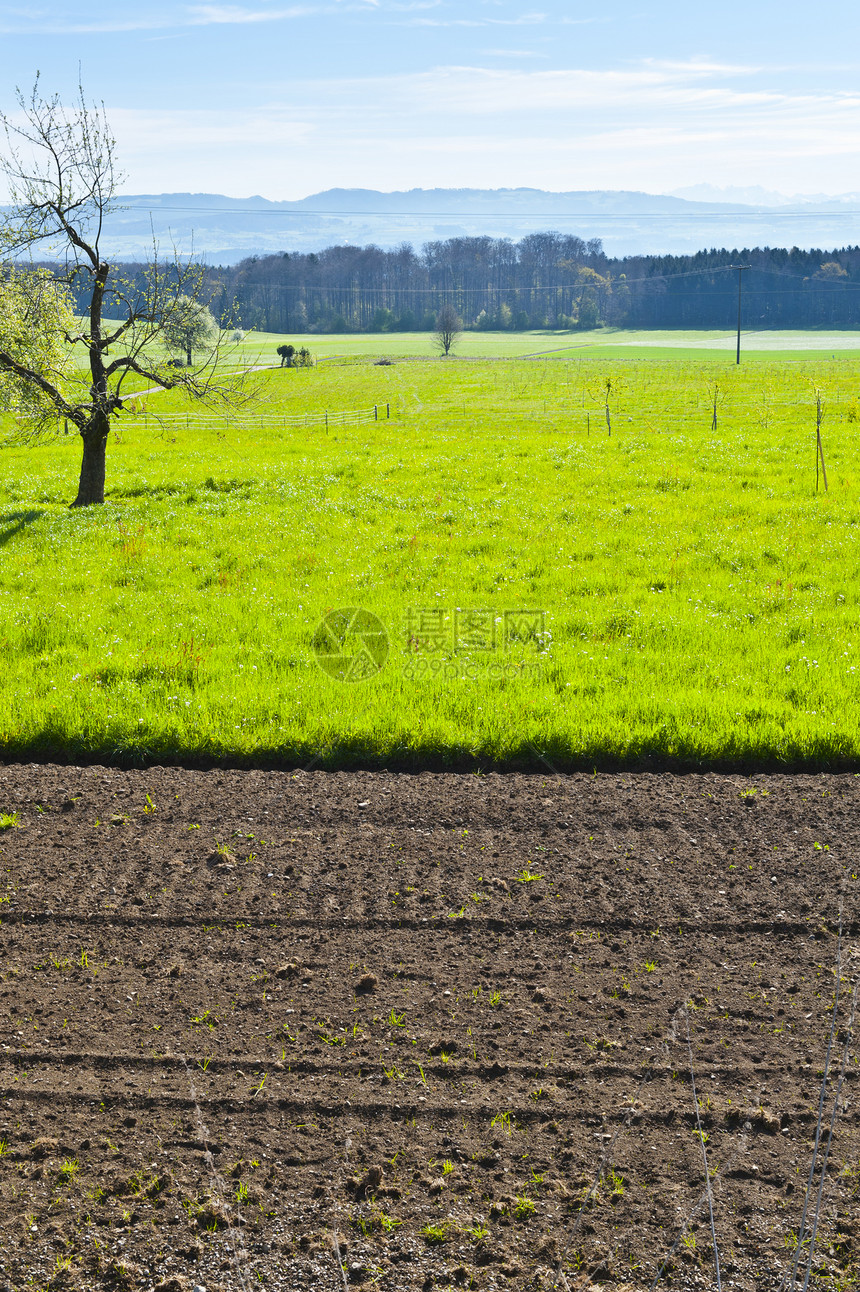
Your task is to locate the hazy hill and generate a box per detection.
[13,187,860,263]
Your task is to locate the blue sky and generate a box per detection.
[2,0,860,199]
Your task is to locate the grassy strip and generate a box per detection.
[1,354,860,770]
[224,327,860,367]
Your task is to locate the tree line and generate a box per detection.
[56,236,860,336]
[193,237,860,334]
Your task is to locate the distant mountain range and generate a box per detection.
[18,187,860,263]
[669,183,860,208]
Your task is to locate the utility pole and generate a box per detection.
[730,265,751,364]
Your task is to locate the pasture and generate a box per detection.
[1,349,859,770]
[233,327,860,366]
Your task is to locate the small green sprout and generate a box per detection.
[490,1110,514,1134]
[420,1221,449,1245]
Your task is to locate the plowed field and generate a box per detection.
[1,766,858,1292]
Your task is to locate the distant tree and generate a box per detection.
[577,296,600,330]
[558,261,610,329]
[0,79,236,507]
[370,307,395,332]
[433,304,462,356]
[162,295,219,366]
[815,262,848,280]
[277,343,296,367]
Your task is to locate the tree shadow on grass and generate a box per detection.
[0,510,45,546]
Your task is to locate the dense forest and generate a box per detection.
[69,235,860,332]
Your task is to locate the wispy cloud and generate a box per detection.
[111,105,316,148]
[185,4,314,24]
[381,60,765,114]
[0,13,165,32]
[0,1,373,33]
[94,57,860,202]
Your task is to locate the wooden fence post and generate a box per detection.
[816,393,828,492]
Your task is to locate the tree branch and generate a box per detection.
[0,349,80,423]
[103,355,170,385]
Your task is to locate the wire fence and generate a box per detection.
[139,403,391,433]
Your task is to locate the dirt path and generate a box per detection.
[0,765,857,1292]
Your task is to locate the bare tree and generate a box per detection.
[0,79,237,507]
[433,303,463,357]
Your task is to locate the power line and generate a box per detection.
[217,280,860,297]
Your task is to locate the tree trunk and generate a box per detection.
[71,421,109,507]
[186,344,192,366]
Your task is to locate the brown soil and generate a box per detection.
[0,765,858,1292]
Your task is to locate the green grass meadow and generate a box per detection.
[232,326,860,366]
[2,342,860,770]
